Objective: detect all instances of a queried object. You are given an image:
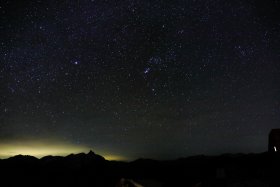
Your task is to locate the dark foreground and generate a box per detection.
[1,151,280,187]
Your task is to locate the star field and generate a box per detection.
[0,0,280,160]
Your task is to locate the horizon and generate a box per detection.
[0,139,126,161]
[0,152,125,161]
[0,149,268,161]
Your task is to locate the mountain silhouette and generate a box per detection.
[1,151,280,186]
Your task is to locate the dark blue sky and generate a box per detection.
[0,0,280,160]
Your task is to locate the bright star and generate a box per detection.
[144,67,151,74]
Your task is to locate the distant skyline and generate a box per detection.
[1,0,280,160]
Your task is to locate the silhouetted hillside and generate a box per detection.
[1,151,280,186]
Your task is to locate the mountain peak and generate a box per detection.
[88,150,95,156]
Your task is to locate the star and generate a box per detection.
[144,67,151,74]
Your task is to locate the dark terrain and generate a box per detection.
[1,151,280,187]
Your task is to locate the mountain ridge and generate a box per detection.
[0,151,280,186]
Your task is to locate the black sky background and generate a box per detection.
[0,0,280,160]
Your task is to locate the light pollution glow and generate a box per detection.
[0,139,125,161]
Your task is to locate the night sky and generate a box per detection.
[1,0,280,160]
